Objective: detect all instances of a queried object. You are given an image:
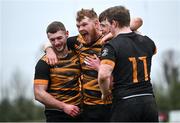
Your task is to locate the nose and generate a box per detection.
[100,25,105,32]
[54,39,60,45]
[78,26,84,32]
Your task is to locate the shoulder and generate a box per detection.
[67,36,78,42]
[142,35,156,47]
[105,37,121,49]
[143,35,157,53]
[35,55,49,69]
[137,34,157,54]
[67,35,79,50]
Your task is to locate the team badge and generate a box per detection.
[102,48,108,56]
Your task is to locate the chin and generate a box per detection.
[56,47,64,52]
[86,39,91,44]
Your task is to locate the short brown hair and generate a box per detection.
[46,21,66,34]
[99,10,108,22]
[76,8,98,22]
[103,6,130,27]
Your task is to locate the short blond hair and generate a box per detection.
[76,8,98,22]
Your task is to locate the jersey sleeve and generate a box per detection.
[149,37,157,55]
[34,60,50,85]
[153,43,157,55]
[100,44,116,68]
[67,36,78,50]
[144,35,157,55]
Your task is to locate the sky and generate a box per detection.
[0,0,180,100]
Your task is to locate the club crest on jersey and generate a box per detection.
[102,48,108,56]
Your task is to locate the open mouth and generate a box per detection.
[55,44,63,50]
[80,31,89,38]
[55,44,62,48]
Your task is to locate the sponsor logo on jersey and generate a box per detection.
[102,48,108,56]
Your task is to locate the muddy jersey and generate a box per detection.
[34,50,82,106]
[101,32,157,99]
[67,35,111,105]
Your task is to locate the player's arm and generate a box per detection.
[34,60,80,117]
[43,41,58,66]
[98,45,116,101]
[34,84,80,117]
[101,33,113,44]
[98,63,113,102]
[34,84,66,111]
[43,36,77,65]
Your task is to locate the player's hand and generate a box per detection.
[84,54,100,71]
[46,47,58,66]
[101,90,112,103]
[62,104,80,117]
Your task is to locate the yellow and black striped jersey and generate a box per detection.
[67,35,112,105]
[34,50,82,106]
[101,32,157,99]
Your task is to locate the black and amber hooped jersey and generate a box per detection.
[34,50,82,106]
[67,35,111,105]
[101,32,157,98]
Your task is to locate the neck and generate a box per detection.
[114,26,132,37]
[87,30,102,46]
[95,30,103,41]
[56,46,68,59]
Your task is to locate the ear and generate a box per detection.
[112,20,118,27]
[66,31,69,37]
[94,19,100,29]
[113,20,122,28]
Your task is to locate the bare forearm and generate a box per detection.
[43,41,58,65]
[34,89,80,117]
[43,41,52,52]
[98,64,113,98]
[98,66,111,95]
[98,75,112,102]
[35,90,65,110]
[98,76,110,95]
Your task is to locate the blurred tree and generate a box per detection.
[155,85,170,111]
[0,68,45,121]
[163,50,180,110]
[0,98,13,121]
[155,50,180,111]
[163,50,179,85]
